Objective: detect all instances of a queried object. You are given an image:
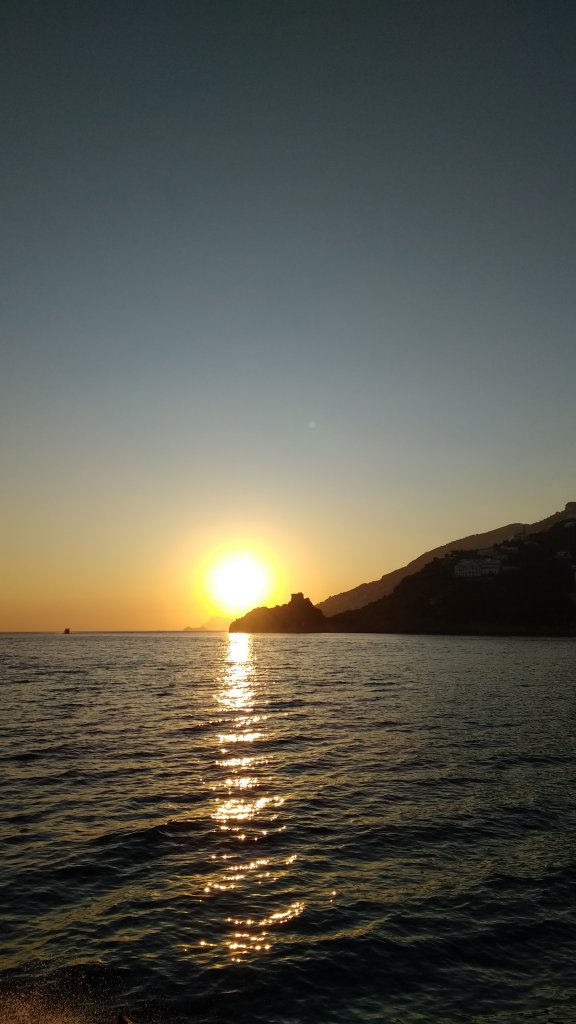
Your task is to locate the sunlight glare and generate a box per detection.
[208,554,271,615]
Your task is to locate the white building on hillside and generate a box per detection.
[454,558,501,578]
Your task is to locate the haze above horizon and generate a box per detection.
[1,1,575,631]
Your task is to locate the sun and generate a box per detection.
[207,553,273,615]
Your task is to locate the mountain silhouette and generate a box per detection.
[317,503,576,616]
[229,509,576,637]
[327,515,576,636]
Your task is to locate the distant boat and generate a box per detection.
[63,628,71,634]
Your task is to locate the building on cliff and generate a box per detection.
[454,557,501,578]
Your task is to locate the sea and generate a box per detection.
[1,632,576,1024]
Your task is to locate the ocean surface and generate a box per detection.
[1,632,576,1024]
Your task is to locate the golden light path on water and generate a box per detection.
[199,633,303,962]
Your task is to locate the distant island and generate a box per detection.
[184,616,230,632]
[230,503,576,637]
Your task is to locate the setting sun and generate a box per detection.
[207,554,273,615]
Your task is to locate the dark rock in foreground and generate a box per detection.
[230,592,327,633]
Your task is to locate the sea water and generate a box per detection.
[1,632,575,1024]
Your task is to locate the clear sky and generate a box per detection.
[1,0,575,630]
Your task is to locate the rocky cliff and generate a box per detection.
[230,592,327,633]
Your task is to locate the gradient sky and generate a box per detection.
[2,0,575,630]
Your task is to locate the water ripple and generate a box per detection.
[1,632,575,1023]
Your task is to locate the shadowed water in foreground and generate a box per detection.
[1,632,576,1023]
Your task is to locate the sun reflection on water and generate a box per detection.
[196,633,301,961]
[217,633,253,707]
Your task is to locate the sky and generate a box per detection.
[1,0,575,630]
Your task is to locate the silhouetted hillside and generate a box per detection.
[328,518,576,636]
[230,517,576,637]
[318,503,576,615]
